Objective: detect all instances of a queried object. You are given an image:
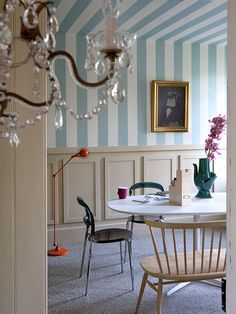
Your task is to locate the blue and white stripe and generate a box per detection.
[48,0,227,148]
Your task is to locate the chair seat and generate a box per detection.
[93,228,132,243]
[128,215,162,224]
[140,249,226,280]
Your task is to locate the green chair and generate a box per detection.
[77,196,134,296]
[124,182,165,262]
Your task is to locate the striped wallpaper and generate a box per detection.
[47,37,227,148]
[47,0,227,148]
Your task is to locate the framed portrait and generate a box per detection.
[151,80,189,132]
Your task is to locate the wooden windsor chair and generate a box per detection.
[135,220,226,314]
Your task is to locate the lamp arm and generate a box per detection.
[52,155,75,178]
[48,50,109,88]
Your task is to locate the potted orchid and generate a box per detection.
[205,114,227,160]
[193,114,227,198]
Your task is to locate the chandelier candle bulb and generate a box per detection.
[105,16,117,49]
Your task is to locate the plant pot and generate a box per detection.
[193,158,217,198]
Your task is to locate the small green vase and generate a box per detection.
[193,158,217,198]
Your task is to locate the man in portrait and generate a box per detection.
[158,87,185,127]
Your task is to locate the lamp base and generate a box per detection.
[48,246,69,256]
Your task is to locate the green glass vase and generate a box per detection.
[193,158,217,198]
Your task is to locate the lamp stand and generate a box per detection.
[48,148,89,256]
[48,156,74,256]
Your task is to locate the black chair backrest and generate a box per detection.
[129,181,164,196]
[77,196,95,236]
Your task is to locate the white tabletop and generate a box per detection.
[107,193,226,216]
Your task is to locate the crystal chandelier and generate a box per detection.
[0,0,136,146]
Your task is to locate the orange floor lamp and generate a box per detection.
[48,147,89,256]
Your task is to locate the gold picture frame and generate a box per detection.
[151,80,189,132]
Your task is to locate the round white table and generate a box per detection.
[108,192,226,218]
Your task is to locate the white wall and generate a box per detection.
[0,3,47,313]
[227,0,236,312]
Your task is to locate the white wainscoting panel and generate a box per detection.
[144,154,177,191]
[105,155,139,219]
[63,157,100,223]
[179,152,206,193]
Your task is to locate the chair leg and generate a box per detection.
[119,241,123,273]
[124,218,131,263]
[157,279,163,314]
[79,229,88,278]
[159,216,166,254]
[127,238,134,291]
[134,272,148,313]
[85,238,93,296]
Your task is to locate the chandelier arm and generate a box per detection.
[48,51,109,88]
[5,92,50,108]
[35,1,54,16]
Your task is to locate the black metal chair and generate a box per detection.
[124,182,165,262]
[77,196,134,296]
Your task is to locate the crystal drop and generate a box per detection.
[32,90,40,98]
[0,117,6,124]
[111,78,125,104]
[9,130,20,147]
[34,52,47,67]
[0,91,6,101]
[35,113,41,120]
[47,15,59,33]
[0,13,7,23]
[33,65,40,74]
[59,100,66,107]
[23,6,39,29]
[41,106,48,114]
[95,59,106,75]
[44,32,56,51]
[2,71,10,78]
[84,53,95,71]
[5,2,14,13]
[0,81,7,90]
[119,51,130,68]
[92,106,101,115]
[54,107,63,130]
[48,5,56,15]
[0,24,12,49]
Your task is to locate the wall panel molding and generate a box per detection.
[144,154,177,191]
[63,157,100,223]
[104,155,139,219]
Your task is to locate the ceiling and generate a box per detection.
[54,0,227,45]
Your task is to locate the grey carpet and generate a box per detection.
[48,226,225,314]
